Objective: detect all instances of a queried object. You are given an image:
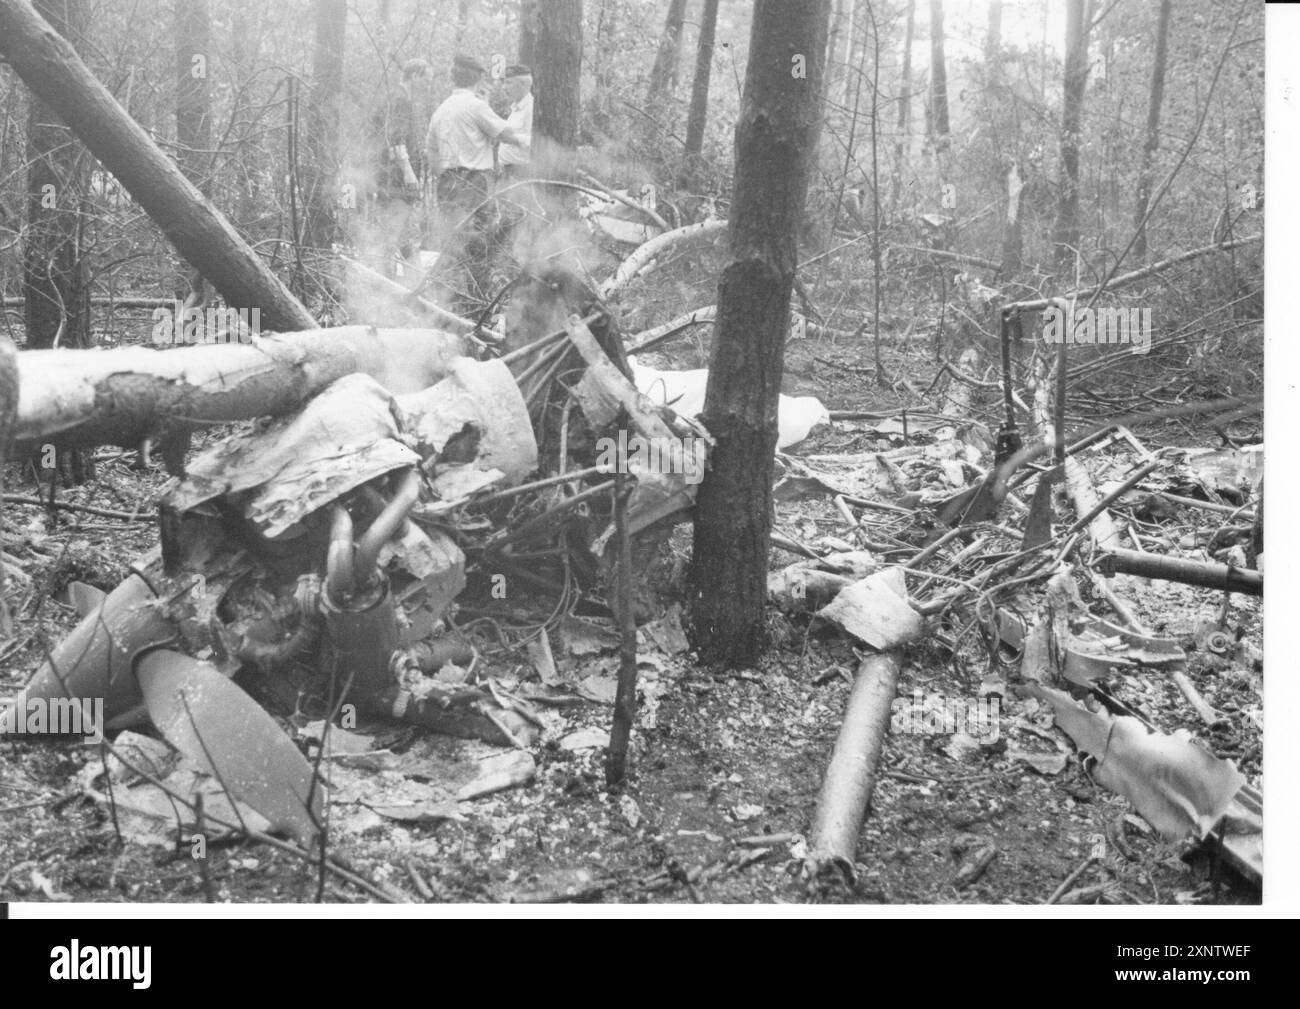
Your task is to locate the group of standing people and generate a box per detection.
[371,54,535,314]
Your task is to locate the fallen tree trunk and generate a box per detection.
[1009,234,1261,313]
[13,327,466,450]
[2,296,175,310]
[805,650,901,883]
[1097,548,1261,596]
[599,218,727,300]
[0,0,316,333]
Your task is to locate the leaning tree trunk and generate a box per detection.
[0,0,317,333]
[24,0,93,484]
[1053,0,1089,270]
[682,0,721,164]
[534,0,582,158]
[1132,0,1171,261]
[688,0,830,667]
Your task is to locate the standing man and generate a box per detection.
[498,65,533,180]
[370,58,434,273]
[425,55,523,312]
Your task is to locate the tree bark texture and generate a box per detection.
[688,0,830,667]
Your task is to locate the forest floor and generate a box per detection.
[0,319,1264,908]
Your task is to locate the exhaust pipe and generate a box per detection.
[320,469,422,704]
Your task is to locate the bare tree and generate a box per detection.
[0,0,317,332]
[175,0,212,308]
[646,0,687,106]
[928,0,950,152]
[303,0,347,282]
[890,0,915,207]
[682,0,720,163]
[688,0,831,667]
[824,0,849,107]
[1132,0,1172,260]
[1053,0,1090,269]
[24,0,93,482]
[175,0,212,194]
[519,0,539,65]
[985,0,1002,74]
[534,0,582,155]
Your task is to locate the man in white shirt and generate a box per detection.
[425,55,523,311]
[498,65,533,179]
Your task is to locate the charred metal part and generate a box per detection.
[326,505,356,602]
[295,572,322,615]
[233,611,321,668]
[1097,548,1262,597]
[0,573,175,734]
[995,307,1022,466]
[1205,630,1233,655]
[320,575,400,703]
[398,636,476,672]
[354,468,422,582]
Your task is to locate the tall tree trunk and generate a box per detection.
[985,0,1002,75]
[592,0,616,95]
[645,0,687,105]
[519,0,539,65]
[25,0,93,483]
[229,3,262,230]
[175,0,212,194]
[682,0,720,162]
[1132,0,1171,261]
[688,0,830,667]
[841,0,858,110]
[1053,0,1089,269]
[1001,159,1024,276]
[0,0,317,333]
[302,0,346,302]
[534,0,582,157]
[824,0,848,112]
[455,0,476,46]
[890,0,915,208]
[175,0,212,309]
[927,0,950,152]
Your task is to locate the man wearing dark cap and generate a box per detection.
[498,64,533,180]
[425,55,524,311]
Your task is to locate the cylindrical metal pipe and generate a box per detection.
[320,576,399,703]
[326,505,356,603]
[1099,547,1262,596]
[354,469,422,582]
